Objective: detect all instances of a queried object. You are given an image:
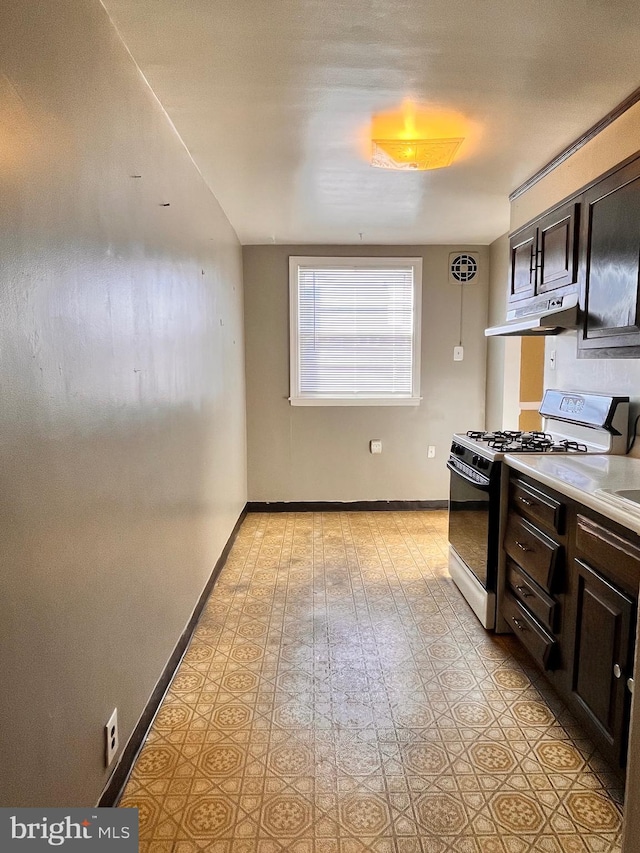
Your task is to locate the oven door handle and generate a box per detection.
[446,460,491,491]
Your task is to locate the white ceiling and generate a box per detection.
[103,0,640,245]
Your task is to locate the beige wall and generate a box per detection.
[485,233,509,430]
[511,101,640,232]
[508,102,640,853]
[244,244,489,502]
[0,1,246,806]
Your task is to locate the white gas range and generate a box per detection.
[447,390,630,629]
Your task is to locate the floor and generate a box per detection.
[119,511,624,852]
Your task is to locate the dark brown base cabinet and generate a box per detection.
[500,472,638,769]
[571,557,633,762]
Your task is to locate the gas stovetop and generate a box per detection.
[451,390,630,474]
[465,430,589,454]
[449,431,596,474]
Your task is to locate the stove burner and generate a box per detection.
[486,437,513,449]
[486,430,522,441]
[520,433,554,452]
[466,430,486,439]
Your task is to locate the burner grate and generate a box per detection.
[461,430,590,454]
[550,440,588,453]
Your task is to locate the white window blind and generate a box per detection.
[289,257,422,406]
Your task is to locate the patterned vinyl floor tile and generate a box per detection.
[120,511,624,852]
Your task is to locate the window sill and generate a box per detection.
[289,397,422,407]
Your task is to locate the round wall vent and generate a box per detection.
[449,253,478,283]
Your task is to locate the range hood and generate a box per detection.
[485,292,578,337]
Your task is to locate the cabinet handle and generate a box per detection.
[628,677,635,694]
[613,664,622,679]
[512,617,526,631]
[515,584,532,598]
[515,540,531,552]
[519,497,533,506]
[529,244,536,284]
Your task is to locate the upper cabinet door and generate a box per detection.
[508,202,579,304]
[509,224,537,302]
[537,201,579,293]
[579,157,640,355]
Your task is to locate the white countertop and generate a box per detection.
[504,453,640,536]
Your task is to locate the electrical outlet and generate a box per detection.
[369,439,382,454]
[105,708,119,768]
[453,346,464,361]
[427,445,436,458]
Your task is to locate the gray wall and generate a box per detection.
[244,244,489,502]
[0,0,246,806]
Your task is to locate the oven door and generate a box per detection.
[447,460,495,591]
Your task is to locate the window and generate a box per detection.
[289,256,422,406]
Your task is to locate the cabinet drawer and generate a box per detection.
[503,592,556,669]
[506,559,556,631]
[510,478,563,533]
[576,515,640,595]
[504,514,561,592]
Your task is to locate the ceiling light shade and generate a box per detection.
[371,137,464,170]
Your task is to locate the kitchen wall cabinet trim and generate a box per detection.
[509,87,640,201]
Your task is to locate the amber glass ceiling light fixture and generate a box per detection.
[371,137,464,171]
[368,100,467,170]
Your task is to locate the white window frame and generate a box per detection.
[289,256,422,406]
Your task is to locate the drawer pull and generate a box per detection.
[512,617,526,631]
[613,663,622,679]
[519,497,533,506]
[628,677,634,694]
[515,584,532,598]
[515,540,532,552]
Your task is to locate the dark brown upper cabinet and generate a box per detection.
[578,156,640,357]
[509,201,579,303]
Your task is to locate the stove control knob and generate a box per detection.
[472,455,480,466]
[452,444,464,456]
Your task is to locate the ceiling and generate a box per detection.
[102,0,640,245]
